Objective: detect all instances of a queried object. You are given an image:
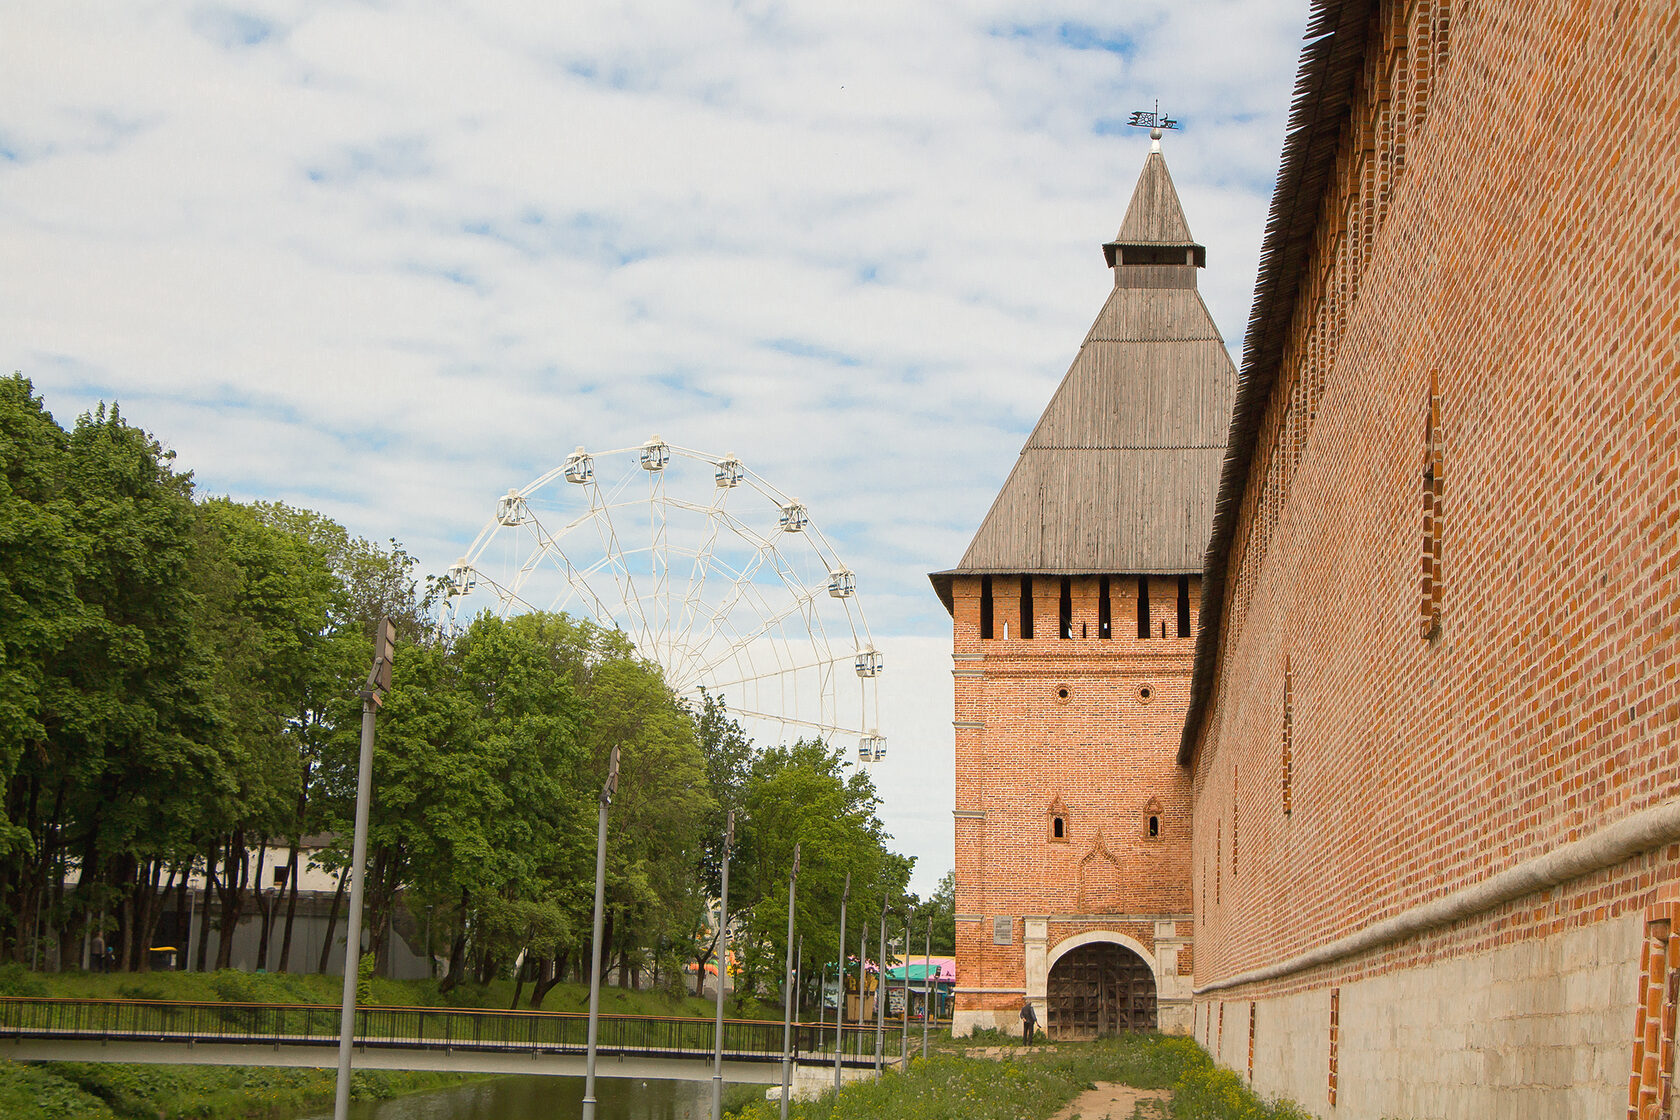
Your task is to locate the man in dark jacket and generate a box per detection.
[1020,998,1038,1045]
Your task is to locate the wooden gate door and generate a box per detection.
[1047,941,1157,1039]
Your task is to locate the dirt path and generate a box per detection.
[1048,1082,1171,1120]
[949,1049,1172,1119]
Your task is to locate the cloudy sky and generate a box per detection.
[3,1,1305,896]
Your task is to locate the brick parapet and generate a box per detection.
[1188,0,1680,1017]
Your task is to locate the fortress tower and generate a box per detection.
[930,137,1234,1037]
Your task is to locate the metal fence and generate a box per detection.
[0,997,902,1066]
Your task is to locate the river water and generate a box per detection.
[298,1076,716,1120]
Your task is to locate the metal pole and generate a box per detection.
[581,745,620,1120]
[874,903,886,1078]
[900,909,911,1067]
[794,935,803,1026]
[709,810,734,1120]
[779,844,800,1120]
[922,915,932,1061]
[854,922,868,1073]
[833,872,849,1096]
[332,694,377,1120]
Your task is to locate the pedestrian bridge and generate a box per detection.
[0,997,904,1087]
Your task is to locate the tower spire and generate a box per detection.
[1103,143,1206,276]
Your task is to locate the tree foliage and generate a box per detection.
[0,377,918,997]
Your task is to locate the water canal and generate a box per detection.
[297,1076,718,1120]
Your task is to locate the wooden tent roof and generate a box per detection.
[932,146,1236,610]
[1104,150,1207,266]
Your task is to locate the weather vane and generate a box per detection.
[1127,101,1180,134]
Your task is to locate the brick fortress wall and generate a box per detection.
[951,573,1196,1034]
[1187,0,1680,1115]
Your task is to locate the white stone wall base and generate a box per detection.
[952,1009,1019,1037]
[1194,916,1642,1119]
[1156,997,1192,1036]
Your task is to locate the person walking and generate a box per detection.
[90,932,105,973]
[1020,998,1038,1046]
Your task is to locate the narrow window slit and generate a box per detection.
[980,575,994,640]
[1136,577,1150,639]
[1019,576,1034,639]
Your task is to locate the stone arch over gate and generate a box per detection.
[1044,932,1158,1038]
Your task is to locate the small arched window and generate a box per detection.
[1148,815,1160,838]
[1047,797,1069,843]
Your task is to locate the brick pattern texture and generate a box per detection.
[1188,0,1680,1110]
[951,575,1195,1021]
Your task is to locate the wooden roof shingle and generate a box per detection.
[932,146,1237,610]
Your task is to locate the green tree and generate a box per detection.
[48,403,223,970]
[733,741,912,1009]
[924,870,956,955]
[688,691,753,989]
[0,376,83,862]
[188,498,337,969]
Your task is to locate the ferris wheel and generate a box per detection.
[443,437,886,762]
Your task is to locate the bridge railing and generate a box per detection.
[0,997,903,1066]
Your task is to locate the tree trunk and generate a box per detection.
[253,841,274,969]
[171,868,189,971]
[213,830,249,970]
[437,890,469,994]
[276,842,301,973]
[366,847,392,977]
[510,949,527,1009]
[530,956,563,1009]
[277,759,311,974]
[115,855,138,972]
[317,865,348,976]
[195,845,217,971]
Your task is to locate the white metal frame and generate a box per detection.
[444,441,883,756]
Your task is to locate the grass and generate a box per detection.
[0,1061,469,1120]
[730,1033,1314,1120]
[0,961,782,1021]
[0,962,784,1119]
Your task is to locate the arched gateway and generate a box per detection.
[1046,940,1157,1038]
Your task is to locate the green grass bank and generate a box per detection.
[0,961,778,1020]
[0,963,780,1119]
[732,1033,1313,1120]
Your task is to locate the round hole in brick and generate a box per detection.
[1138,686,1153,703]
[1057,687,1069,701]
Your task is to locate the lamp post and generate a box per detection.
[922,914,932,1061]
[900,908,912,1067]
[709,810,734,1120]
[779,844,801,1120]
[854,921,868,1074]
[580,744,620,1120]
[874,901,887,1078]
[833,872,849,1096]
[333,618,394,1120]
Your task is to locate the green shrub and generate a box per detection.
[116,980,167,1001]
[1168,1043,1315,1120]
[0,963,48,997]
[358,953,376,1004]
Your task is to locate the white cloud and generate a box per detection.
[1,0,1307,895]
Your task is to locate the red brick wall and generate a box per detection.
[1191,0,1680,995]
[952,574,1195,1015]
